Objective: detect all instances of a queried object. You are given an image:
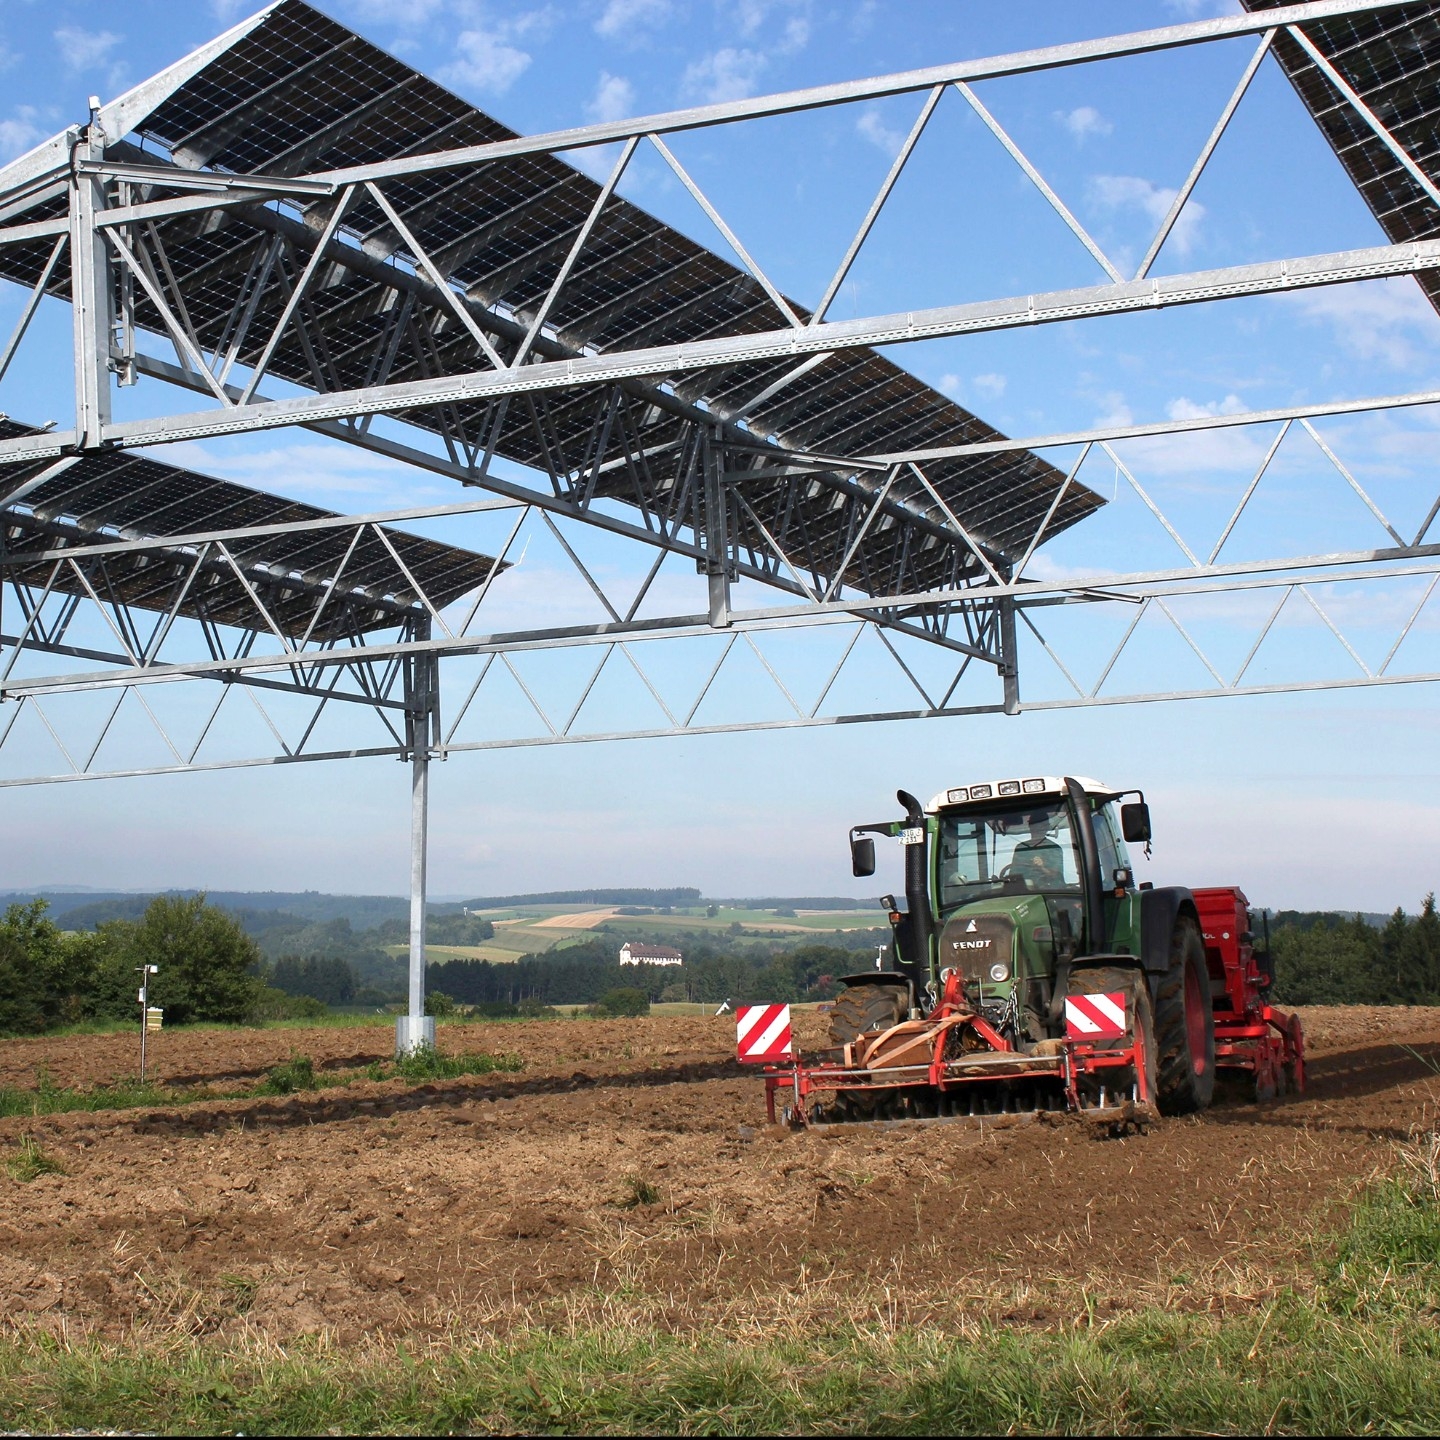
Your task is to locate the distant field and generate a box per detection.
[388,904,887,964]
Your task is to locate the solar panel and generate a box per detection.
[0,419,501,639]
[0,0,1102,607]
[1242,1,1440,311]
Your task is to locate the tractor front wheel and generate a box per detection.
[827,983,908,1050]
[1153,914,1216,1114]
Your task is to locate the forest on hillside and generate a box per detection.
[5,891,1440,1035]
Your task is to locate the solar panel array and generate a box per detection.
[0,419,500,639]
[0,0,1100,605]
[1242,1,1440,310]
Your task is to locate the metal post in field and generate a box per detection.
[136,963,156,1080]
[397,625,436,1057]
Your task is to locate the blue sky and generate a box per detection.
[3,0,1440,912]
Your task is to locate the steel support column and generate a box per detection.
[397,619,437,1057]
[998,594,1020,717]
[703,429,732,628]
[69,105,111,449]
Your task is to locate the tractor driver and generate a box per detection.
[1007,811,1065,888]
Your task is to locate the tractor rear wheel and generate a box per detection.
[828,983,908,1049]
[1066,964,1156,1106]
[1153,914,1216,1114]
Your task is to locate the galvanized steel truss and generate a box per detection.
[2,0,1440,792]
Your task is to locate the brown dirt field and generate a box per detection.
[1,1006,1438,1344]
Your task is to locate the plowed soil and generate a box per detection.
[2,1006,1438,1343]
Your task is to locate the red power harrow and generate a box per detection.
[741,974,1158,1133]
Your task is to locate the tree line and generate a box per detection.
[0,895,263,1034]
[1269,895,1440,1005]
[7,891,1440,1036]
[425,937,871,1012]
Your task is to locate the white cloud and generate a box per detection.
[1090,173,1204,256]
[682,47,768,103]
[587,71,635,123]
[1165,393,1247,421]
[847,0,879,36]
[727,0,771,39]
[1057,105,1111,142]
[1093,391,1134,429]
[348,0,446,22]
[438,11,552,96]
[440,31,532,95]
[0,41,18,73]
[1287,279,1440,369]
[855,107,903,158]
[1162,0,1239,15]
[0,108,45,163]
[721,0,810,47]
[207,0,250,20]
[1094,391,1271,477]
[159,441,451,510]
[54,25,121,72]
[595,0,674,39]
[972,372,1007,398]
[682,2,808,101]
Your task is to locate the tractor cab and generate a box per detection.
[850,775,1149,1046]
[927,777,1135,1044]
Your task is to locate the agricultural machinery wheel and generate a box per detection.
[1153,915,1216,1115]
[1067,965,1157,1105]
[828,983,908,1049]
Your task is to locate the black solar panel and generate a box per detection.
[1242,1,1440,310]
[0,0,1103,601]
[0,419,500,639]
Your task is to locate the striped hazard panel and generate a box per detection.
[1064,992,1129,1040]
[736,1004,793,1063]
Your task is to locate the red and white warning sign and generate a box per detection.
[736,1004,793,1063]
[1064,992,1128,1040]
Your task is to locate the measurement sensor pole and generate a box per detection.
[397,622,437,1056]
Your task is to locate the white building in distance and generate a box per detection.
[619,942,682,966]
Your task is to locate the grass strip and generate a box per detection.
[0,1304,1439,1436]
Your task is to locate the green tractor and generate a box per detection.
[748,775,1303,1127]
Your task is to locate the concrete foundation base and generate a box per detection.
[395,1014,436,1057]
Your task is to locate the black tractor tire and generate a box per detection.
[1152,913,1216,1115]
[1067,964,1157,1105]
[828,983,908,1049]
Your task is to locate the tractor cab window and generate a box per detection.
[1092,802,1131,883]
[937,802,1082,910]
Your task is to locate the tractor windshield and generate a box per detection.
[936,801,1082,910]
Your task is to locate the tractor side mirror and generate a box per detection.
[1120,802,1151,844]
[850,835,876,877]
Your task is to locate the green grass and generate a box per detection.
[1,1303,1439,1435]
[388,1044,524,1081]
[0,1070,182,1118]
[254,1055,316,1095]
[4,1134,66,1183]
